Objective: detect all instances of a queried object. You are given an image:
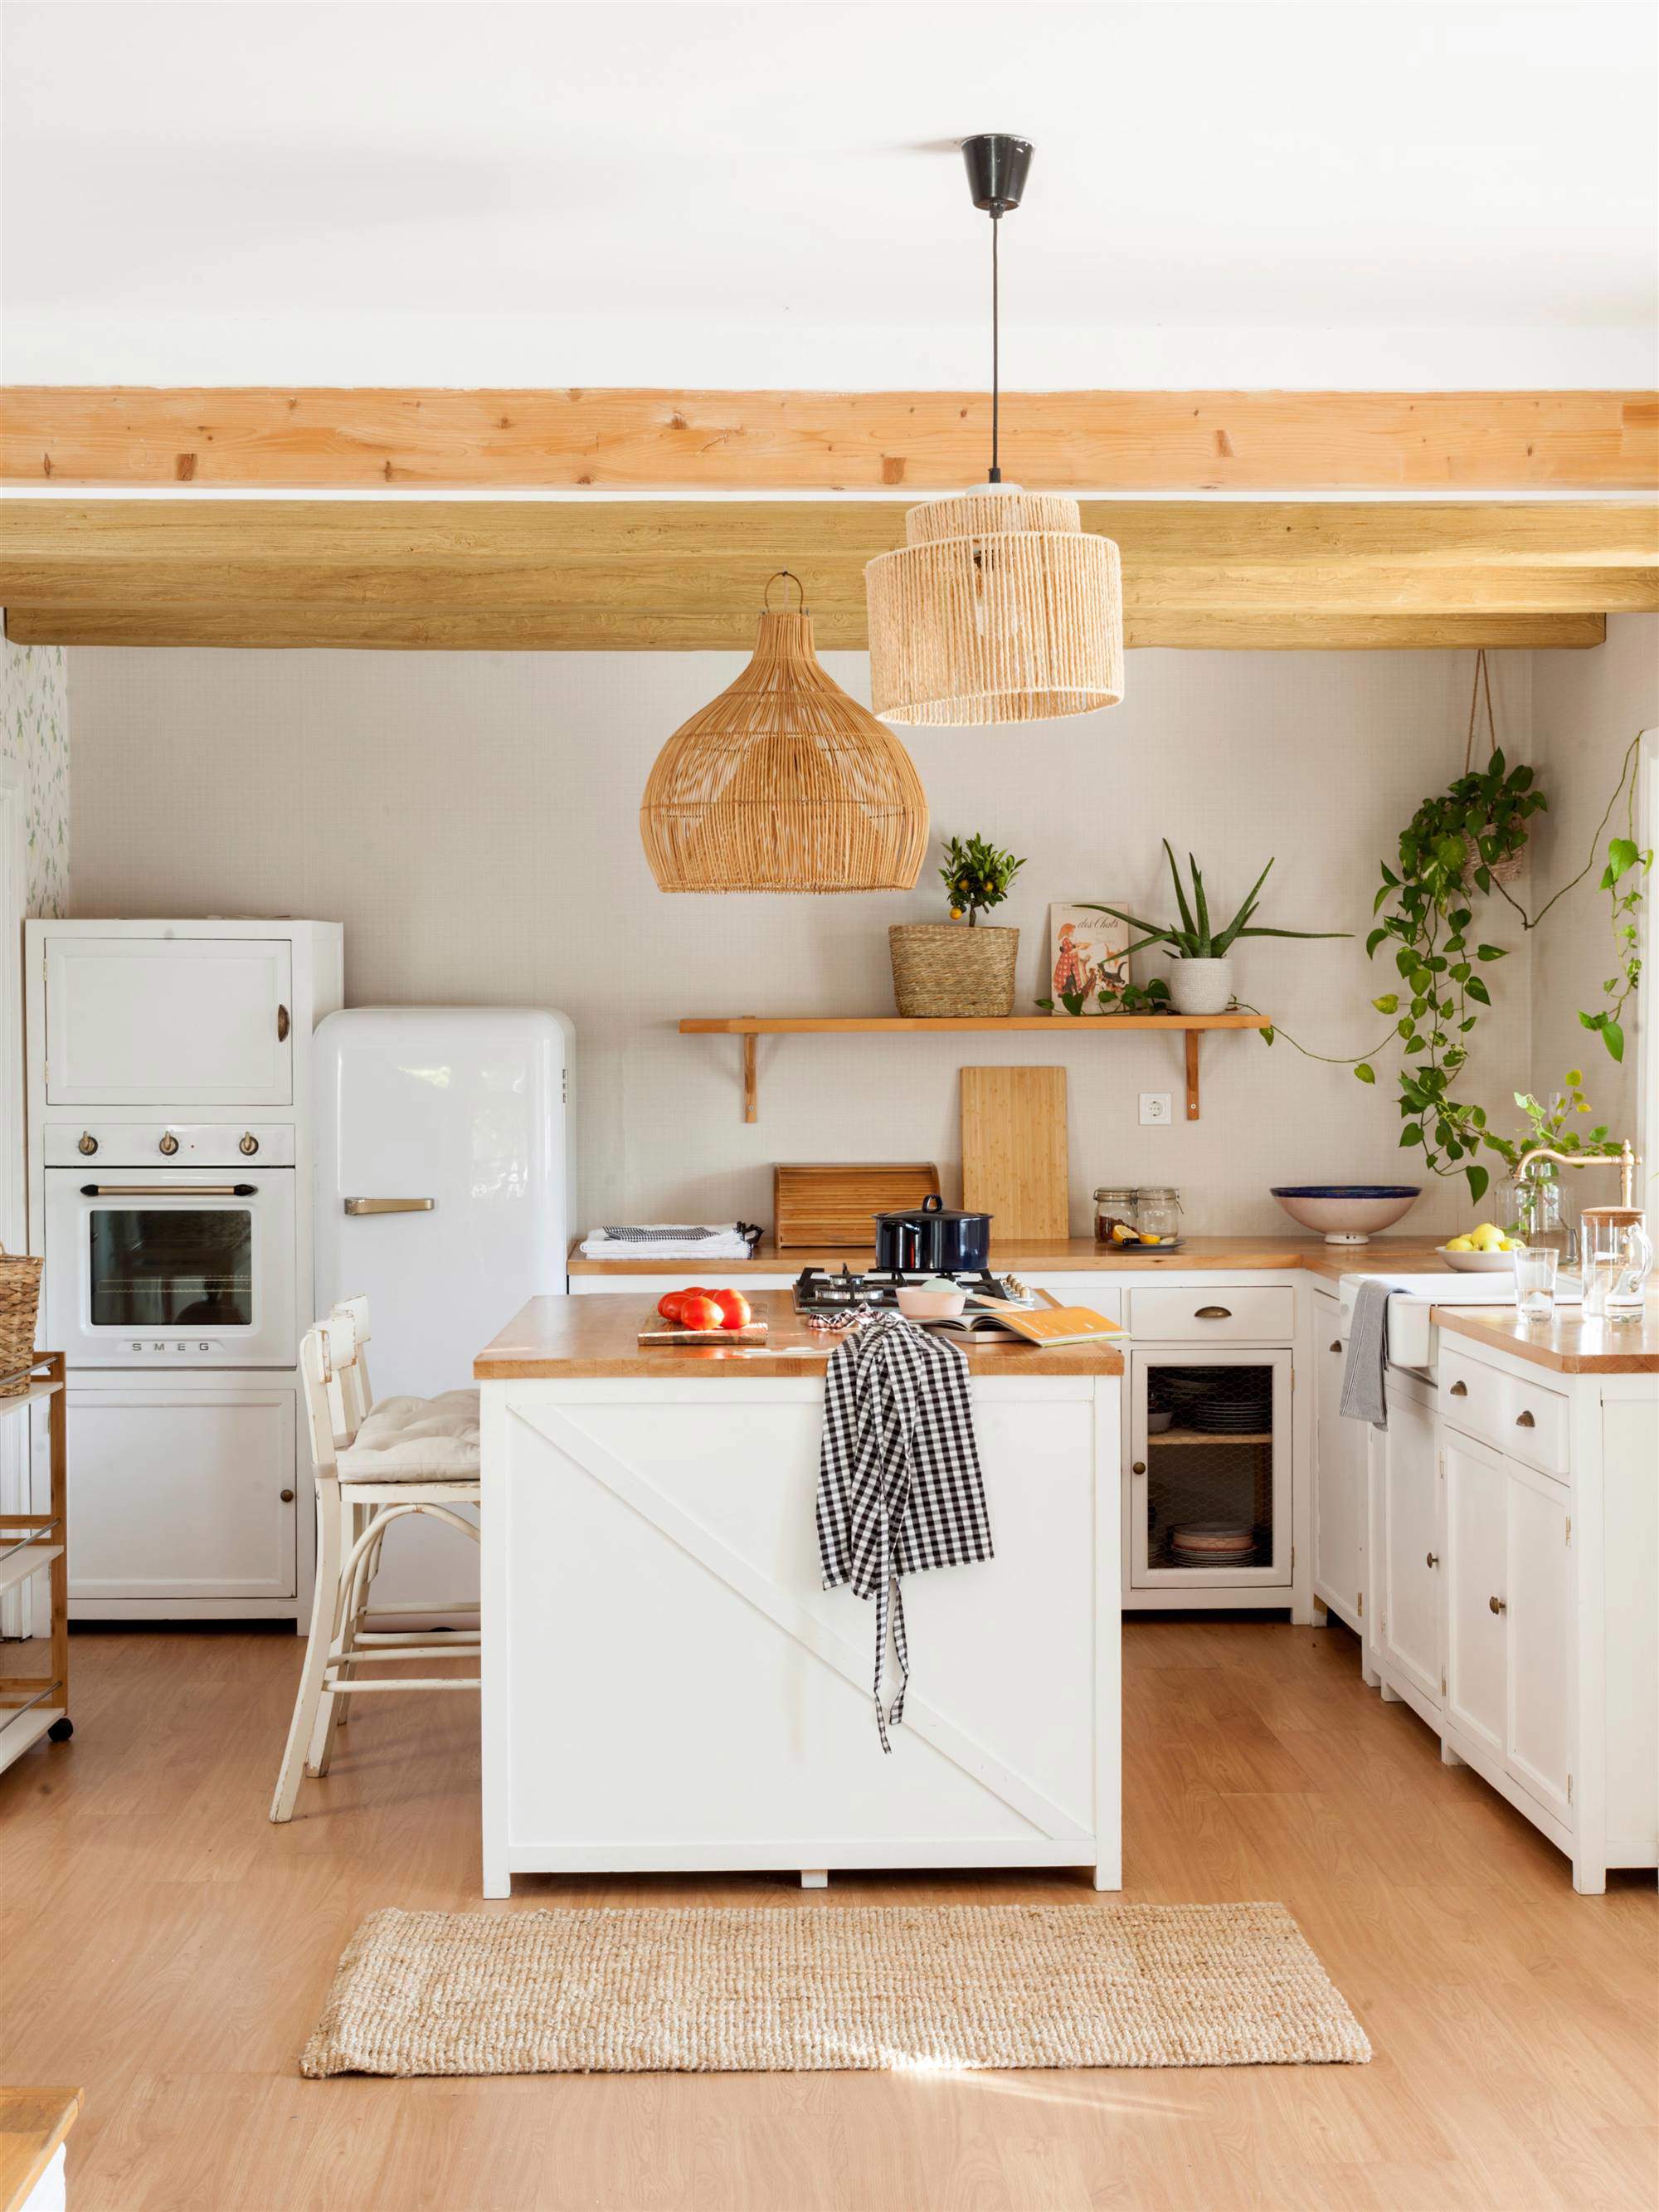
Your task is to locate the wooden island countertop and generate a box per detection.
[476,1291,1125,1380]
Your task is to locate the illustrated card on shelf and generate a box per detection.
[1048,904,1131,1012]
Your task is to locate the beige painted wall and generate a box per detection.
[1529,614,1658,1177]
[66,642,1539,1239]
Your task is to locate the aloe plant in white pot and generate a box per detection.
[1082,844,1347,1016]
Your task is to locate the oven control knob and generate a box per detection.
[238,1132,259,1157]
[158,1132,180,1156]
[77,1131,98,1156]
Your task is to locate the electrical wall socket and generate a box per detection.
[1140,1092,1172,1127]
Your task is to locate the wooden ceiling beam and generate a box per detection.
[2,387,1655,492]
[0,607,1609,655]
[1,499,1646,650]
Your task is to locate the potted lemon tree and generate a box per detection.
[890,834,1025,1017]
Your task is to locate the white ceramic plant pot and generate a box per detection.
[1167,957,1233,1016]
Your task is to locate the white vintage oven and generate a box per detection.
[42,1124,297,1367]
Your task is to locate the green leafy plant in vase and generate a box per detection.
[1081,842,1347,1016]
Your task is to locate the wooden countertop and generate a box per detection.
[1433,1301,1659,1375]
[476,1291,1125,1380]
[1,2087,81,2212]
[569,1235,1456,1284]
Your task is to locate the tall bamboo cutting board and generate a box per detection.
[959,1068,1069,1240]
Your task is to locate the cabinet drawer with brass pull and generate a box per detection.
[1440,1352,1568,1476]
[1126,1286,1294,1342]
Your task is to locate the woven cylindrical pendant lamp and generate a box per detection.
[865,134,1124,727]
[640,576,928,893]
[866,485,1122,724]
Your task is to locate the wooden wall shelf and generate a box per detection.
[679,1014,1272,1123]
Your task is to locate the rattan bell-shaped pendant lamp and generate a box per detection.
[640,572,929,893]
[865,135,1124,726]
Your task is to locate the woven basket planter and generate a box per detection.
[0,1246,44,1398]
[889,924,1019,1017]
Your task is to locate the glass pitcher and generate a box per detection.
[1580,1206,1653,1323]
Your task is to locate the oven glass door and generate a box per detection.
[46,1172,296,1366]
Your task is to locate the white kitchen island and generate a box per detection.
[475,1294,1122,1898]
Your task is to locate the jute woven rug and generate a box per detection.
[301,1903,1370,2077]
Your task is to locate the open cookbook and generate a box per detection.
[927,1300,1128,1348]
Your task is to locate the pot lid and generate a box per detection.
[871,1195,990,1224]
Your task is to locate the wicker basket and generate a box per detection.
[0,1245,44,1398]
[889,923,1019,1017]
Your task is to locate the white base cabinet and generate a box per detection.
[61,1374,302,1620]
[1369,1336,1657,1892]
[1311,1289,1365,1634]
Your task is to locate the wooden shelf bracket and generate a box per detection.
[679,1013,1272,1123]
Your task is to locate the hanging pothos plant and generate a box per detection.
[1357,730,1650,1205]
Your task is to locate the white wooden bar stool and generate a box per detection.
[270,1301,480,1823]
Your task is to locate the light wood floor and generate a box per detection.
[2,1615,1653,2212]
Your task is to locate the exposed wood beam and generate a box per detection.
[2,607,1609,653]
[2,387,1655,492]
[1,499,1647,650]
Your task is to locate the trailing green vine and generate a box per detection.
[1359,734,1650,1204]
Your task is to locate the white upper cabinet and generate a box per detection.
[45,937,294,1105]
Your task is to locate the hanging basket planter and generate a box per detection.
[1465,649,1526,888]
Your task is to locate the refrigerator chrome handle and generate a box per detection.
[343,1197,435,1216]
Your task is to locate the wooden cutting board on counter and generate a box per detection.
[960,1067,1069,1240]
[773,1162,941,1248]
[638,1306,768,1347]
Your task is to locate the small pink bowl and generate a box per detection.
[895,1286,968,1320]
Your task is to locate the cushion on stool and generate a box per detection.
[337,1389,481,1482]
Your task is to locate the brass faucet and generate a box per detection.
[1510,1137,1640,1209]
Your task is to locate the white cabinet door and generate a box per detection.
[67,1383,296,1601]
[1505,1460,1574,1825]
[45,938,294,1104]
[1313,1309,1362,1620]
[1376,1385,1442,1705]
[1443,1432,1507,1761]
[1127,1346,1292,1590]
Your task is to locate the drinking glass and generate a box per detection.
[1513,1242,1559,1323]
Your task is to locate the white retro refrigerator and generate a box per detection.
[314,1006,573,1609]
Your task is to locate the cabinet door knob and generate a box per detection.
[280,1488,295,1503]
[276,1003,291,1042]
[1514,1409,1535,1429]
[1449,1380,1468,1396]
[1489,1595,1507,1615]
[1329,1340,1342,1353]
[1426,1552,1439,1569]
[1194,1305,1232,1321]
[1131,1461,1146,1476]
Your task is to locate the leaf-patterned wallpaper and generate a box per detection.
[2,636,70,916]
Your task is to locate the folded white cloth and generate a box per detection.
[579,1224,759,1261]
[338,1389,481,1482]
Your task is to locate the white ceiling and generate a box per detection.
[3,0,1656,389]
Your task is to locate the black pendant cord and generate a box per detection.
[988,213,1001,485]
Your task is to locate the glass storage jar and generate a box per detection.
[1136,1186,1184,1244]
[1093,1186,1140,1245]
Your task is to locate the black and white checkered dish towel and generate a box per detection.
[815,1312,994,1752]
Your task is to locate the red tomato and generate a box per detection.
[656,1292,687,1323]
[713,1289,751,1331]
[678,1293,723,1332]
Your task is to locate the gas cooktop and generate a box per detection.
[791,1264,1029,1316]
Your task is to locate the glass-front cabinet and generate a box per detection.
[1127,1347,1293,1590]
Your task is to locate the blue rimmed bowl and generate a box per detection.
[1271,1185,1421,1244]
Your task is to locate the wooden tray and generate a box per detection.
[638,1307,769,1347]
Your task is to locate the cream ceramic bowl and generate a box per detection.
[1436,1245,1516,1273]
[1271,1185,1421,1244]
[895,1284,968,1320]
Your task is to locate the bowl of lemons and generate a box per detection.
[1438,1222,1520,1271]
